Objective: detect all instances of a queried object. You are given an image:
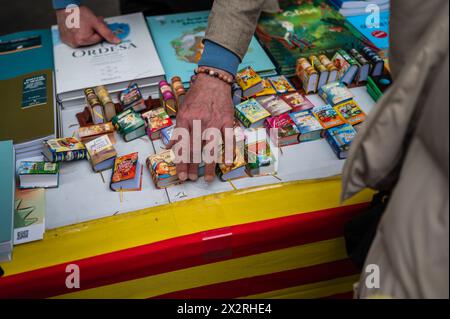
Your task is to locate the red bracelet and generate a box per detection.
[194,67,235,85]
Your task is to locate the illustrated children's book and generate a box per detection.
[319,81,354,106]
[112,108,146,142]
[43,137,87,163]
[110,152,143,192]
[255,79,277,97]
[290,110,323,142]
[142,107,173,140]
[332,49,359,85]
[235,99,271,128]
[281,91,314,112]
[324,123,357,159]
[78,122,116,144]
[17,161,60,189]
[85,135,117,172]
[146,149,180,189]
[236,67,265,97]
[312,104,347,130]
[257,95,292,117]
[334,100,366,126]
[267,75,296,94]
[265,113,300,147]
[216,146,248,182]
[14,188,46,245]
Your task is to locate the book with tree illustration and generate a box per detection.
[256,0,365,76]
[14,188,46,245]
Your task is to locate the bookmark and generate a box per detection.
[227,179,237,191]
[99,171,105,184]
[272,173,282,182]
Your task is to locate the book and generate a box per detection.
[52,13,165,105]
[236,67,265,97]
[267,75,296,94]
[281,92,314,112]
[161,126,174,146]
[311,104,347,130]
[319,81,354,106]
[245,128,276,177]
[296,57,319,94]
[147,10,276,85]
[146,150,180,189]
[17,161,59,189]
[0,140,15,262]
[216,146,248,182]
[142,107,173,140]
[332,49,359,85]
[119,83,147,113]
[256,0,365,76]
[324,124,357,159]
[13,188,46,245]
[235,99,271,128]
[85,135,117,172]
[329,0,389,17]
[78,122,116,144]
[265,114,300,147]
[310,55,330,90]
[95,85,117,122]
[110,153,143,192]
[319,54,339,83]
[43,137,87,163]
[232,83,244,106]
[84,87,105,125]
[290,111,323,142]
[254,79,277,97]
[362,46,385,77]
[171,76,186,109]
[112,109,146,142]
[334,100,366,126]
[257,95,292,117]
[346,11,389,55]
[159,80,177,116]
[349,48,371,84]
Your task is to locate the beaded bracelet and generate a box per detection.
[194,67,235,85]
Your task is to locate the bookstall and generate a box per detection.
[0,0,390,299]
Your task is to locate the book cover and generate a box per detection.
[236,67,264,95]
[235,99,271,128]
[146,150,179,189]
[142,107,173,139]
[111,153,139,184]
[17,161,59,176]
[114,110,146,135]
[0,140,14,262]
[147,10,276,84]
[255,79,277,97]
[325,123,357,159]
[52,13,165,100]
[78,122,115,143]
[290,110,323,142]
[312,104,347,129]
[257,95,292,117]
[13,188,45,245]
[266,114,300,138]
[334,100,366,126]
[267,75,296,94]
[281,92,314,112]
[319,81,354,106]
[217,146,247,181]
[346,11,389,52]
[44,137,87,162]
[256,0,364,75]
[296,57,319,94]
[85,135,117,171]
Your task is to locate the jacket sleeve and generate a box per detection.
[53,0,81,9]
[204,0,275,60]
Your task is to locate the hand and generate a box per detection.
[169,67,235,183]
[56,6,121,48]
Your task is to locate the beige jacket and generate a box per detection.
[342,0,449,299]
[205,0,279,59]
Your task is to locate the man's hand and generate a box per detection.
[170,67,235,183]
[56,6,121,48]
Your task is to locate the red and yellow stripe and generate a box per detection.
[0,178,373,299]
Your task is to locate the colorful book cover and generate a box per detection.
[78,122,115,142]
[146,150,179,188]
[217,146,247,176]
[325,123,357,159]
[257,95,292,117]
[334,100,366,126]
[267,75,296,94]
[17,161,59,176]
[255,79,277,97]
[111,152,138,183]
[114,110,145,135]
[312,104,347,129]
[14,188,45,245]
[235,99,271,127]
[256,0,364,75]
[85,135,117,169]
[46,137,86,153]
[236,67,263,92]
[147,10,276,84]
[290,110,323,142]
[319,81,354,106]
[265,114,300,138]
[346,11,389,53]
[142,107,173,136]
[332,50,352,79]
[281,92,314,112]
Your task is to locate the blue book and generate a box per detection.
[346,11,390,51]
[0,29,54,80]
[147,11,276,84]
[0,140,15,262]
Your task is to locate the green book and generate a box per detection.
[17,161,60,189]
[0,140,15,262]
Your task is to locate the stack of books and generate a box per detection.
[52,13,165,109]
[0,29,58,160]
[0,141,15,262]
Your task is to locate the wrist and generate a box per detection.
[194,66,234,86]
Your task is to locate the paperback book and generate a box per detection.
[17,161,60,189]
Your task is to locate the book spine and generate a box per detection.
[171,76,186,109]
[159,80,177,116]
[85,88,105,124]
[235,109,252,128]
[296,58,318,94]
[96,85,116,122]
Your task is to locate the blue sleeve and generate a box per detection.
[53,0,81,9]
[198,40,241,76]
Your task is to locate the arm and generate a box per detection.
[53,1,120,48]
[172,0,270,182]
